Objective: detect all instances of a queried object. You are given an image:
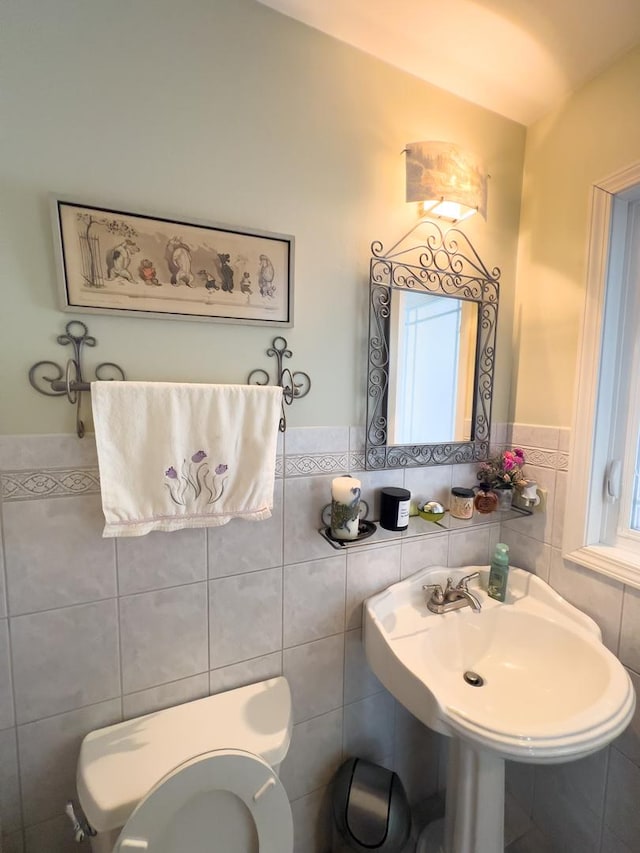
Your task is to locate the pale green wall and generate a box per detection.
[513,44,640,427]
[0,0,524,436]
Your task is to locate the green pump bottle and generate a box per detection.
[487,543,510,602]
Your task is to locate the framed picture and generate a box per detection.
[51,198,294,326]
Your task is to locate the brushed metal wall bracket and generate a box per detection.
[247,336,311,432]
[28,321,125,438]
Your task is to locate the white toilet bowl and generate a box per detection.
[76,677,293,852]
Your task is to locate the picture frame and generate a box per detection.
[51,197,294,326]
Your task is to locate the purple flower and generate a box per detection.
[191,450,207,463]
[165,466,178,479]
[215,463,228,475]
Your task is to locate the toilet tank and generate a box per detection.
[77,676,292,834]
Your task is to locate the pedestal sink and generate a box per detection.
[363,565,635,853]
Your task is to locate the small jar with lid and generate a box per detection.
[450,487,475,519]
[474,482,498,515]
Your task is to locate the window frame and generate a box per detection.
[563,160,640,590]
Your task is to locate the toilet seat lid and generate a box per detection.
[114,748,292,853]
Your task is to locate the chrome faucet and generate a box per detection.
[423,571,482,614]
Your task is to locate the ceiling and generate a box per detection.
[255,0,640,125]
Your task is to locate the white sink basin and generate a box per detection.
[364,565,634,763]
[365,566,635,852]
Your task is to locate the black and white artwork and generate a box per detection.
[52,199,293,326]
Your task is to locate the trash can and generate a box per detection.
[332,758,411,852]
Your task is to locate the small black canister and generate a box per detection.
[380,487,411,531]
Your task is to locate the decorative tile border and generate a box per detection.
[519,447,567,471]
[523,447,570,472]
[284,452,350,477]
[1,468,101,501]
[492,445,569,472]
[349,452,366,471]
[0,425,569,499]
[2,456,285,501]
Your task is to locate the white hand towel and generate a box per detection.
[91,381,283,537]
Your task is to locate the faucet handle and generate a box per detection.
[422,583,444,604]
[456,571,480,591]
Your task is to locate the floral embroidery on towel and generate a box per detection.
[164,450,229,508]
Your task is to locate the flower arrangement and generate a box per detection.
[477,447,527,489]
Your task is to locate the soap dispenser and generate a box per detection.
[487,543,510,602]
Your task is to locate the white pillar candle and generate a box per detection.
[330,476,362,540]
[332,476,361,504]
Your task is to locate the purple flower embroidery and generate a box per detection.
[164,452,230,507]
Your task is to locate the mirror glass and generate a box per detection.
[365,223,500,469]
[388,291,479,445]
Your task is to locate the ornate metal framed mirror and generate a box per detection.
[365,222,500,469]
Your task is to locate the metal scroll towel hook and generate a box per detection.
[247,336,311,432]
[28,321,126,438]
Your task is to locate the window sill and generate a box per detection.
[563,543,640,590]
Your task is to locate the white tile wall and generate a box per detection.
[122,672,210,719]
[279,708,344,801]
[17,700,121,826]
[604,749,640,849]
[601,827,634,853]
[283,555,346,646]
[0,539,8,620]
[549,551,624,652]
[11,600,120,723]
[0,424,638,852]
[283,633,344,723]
[209,568,283,667]
[345,544,401,630]
[532,750,608,853]
[500,423,640,853]
[0,728,20,834]
[3,495,116,614]
[0,621,14,730]
[342,692,395,763]
[209,651,282,695]
[117,527,207,594]
[119,583,208,692]
[207,479,284,577]
[290,786,333,853]
[343,628,383,704]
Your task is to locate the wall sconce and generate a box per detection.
[404,141,487,223]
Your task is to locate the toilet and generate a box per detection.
[76,676,293,852]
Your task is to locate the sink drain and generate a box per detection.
[463,671,484,687]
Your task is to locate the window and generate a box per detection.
[564,162,640,588]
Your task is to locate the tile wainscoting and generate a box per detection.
[0,424,637,852]
[500,425,640,853]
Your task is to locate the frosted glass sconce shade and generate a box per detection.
[405,141,487,222]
